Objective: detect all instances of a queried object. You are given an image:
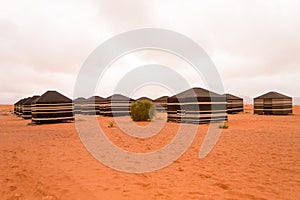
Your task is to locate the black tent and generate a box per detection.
[22,95,40,119]
[14,99,23,115]
[154,96,168,112]
[225,93,244,114]
[254,91,293,115]
[73,97,86,114]
[136,97,153,102]
[15,97,30,116]
[167,87,227,124]
[81,96,105,115]
[102,94,134,117]
[31,91,74,123]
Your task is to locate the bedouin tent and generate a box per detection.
[154,96,168,112]
[136,97,153,102]
[22,95,40,119]
[225,93,244,114]
[102,94,134,117]
[31,91,74,123]
[14,99,23,115]
[167,87,227,124]
[73,97,86,114]
[81,96,105,115]
[15,97,30,116]
[254,91,293,115]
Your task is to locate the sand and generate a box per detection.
[0,105,299,200]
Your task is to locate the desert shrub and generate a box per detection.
[218,122,229,129]
[108,121,114,128]
[130,100,155,121]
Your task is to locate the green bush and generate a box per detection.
[218,122,229,129]
[130,100,155,121]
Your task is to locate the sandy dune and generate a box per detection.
[0,105,299,200]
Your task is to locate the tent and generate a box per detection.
[14,99,23,115]
[167,87,227,124]
[225,93,244,114]
[81,96,105,115]
[73,97,86,114]
[15,97,30,116]
[22,95,40,119]
[154,96,168,112]
[102,94,134,117]
[254,91,292,115]
[31,91,74,123]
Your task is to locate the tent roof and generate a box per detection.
[86,96,105,102]
[171,87,223,98]
[225,93,243,100]
[154,96,168,102]
[17,97,31,105]
[36,91,72,103]
[136,97,153,101]
[23,95,40,105]
[106,94,133,101]
[254,91,292,99]
[74,97,86,102]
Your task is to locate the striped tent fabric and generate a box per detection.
[167,87,227,124]
[32,91,74,123]
[81,96,105,115]
[254,91,293,115]
[226,93,244,114]
[22,95,40,119]
[154,96,168,112]
[102,94,134,117]
[14,99,23,115]
[15,97,30,116]
[73,97,86,114]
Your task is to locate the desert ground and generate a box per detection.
[0,105,299,200]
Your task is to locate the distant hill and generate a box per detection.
[294,97,300,105]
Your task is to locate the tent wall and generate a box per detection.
[227,99,244,114]
[32,103,74,123]
[254,93,293,115]
[167,96,227,124]
[102,95,134,117]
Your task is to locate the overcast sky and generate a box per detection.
[1,0,299,104]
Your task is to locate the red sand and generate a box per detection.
[0,105,299,200]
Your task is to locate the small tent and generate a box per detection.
[22,95,40,119]
[154,96,168,112]
[254,91,292,115]
[73,97,86,114]
[102,94,134,117]
[81,96,105,115]
[225,93,244,114]
[31,91,74,123]
[167,87,227,124]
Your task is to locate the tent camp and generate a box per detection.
[22,95,40,119]
[226,93,244,114]
[81,96,105,115]
[154,96,168,112]
[254,91,293,115]
[167,87,227,124]
[102,94,134,117]
[31,91,74,123]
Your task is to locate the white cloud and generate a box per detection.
[1,0,300,103]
